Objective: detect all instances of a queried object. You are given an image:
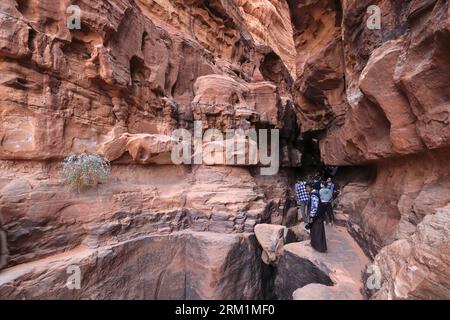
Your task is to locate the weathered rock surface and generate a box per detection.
[0,223,7,270]
[287,223,311,243]
[337,149,450,259]
[276,226,369,300]
[0,0,297,161]
[0,0,301,299]
[0,0,449,301]
[253,170,298,225]
[99,130,176,164]
[237,0,296,76]
[0,231,263,299]
[289,0,450,299]
[193,74,280,129]
[371,204,450,300]
[0,161,272,268]
[254,224,287,264]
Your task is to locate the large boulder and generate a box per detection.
[337,149,450,259]
[254,224,287,264]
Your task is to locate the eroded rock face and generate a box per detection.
[0,231,263,299]
[315,0,450,165]
[289,0,450,299]
[0,0,302,299]
[98,130,176,164]
[0,162,272,268]
[193,74,281,129]
[288,0,345,132]
[0,223,7,270]
[0,160,274,298]
[290,0,450,163]
[1,0,449,301]
[371,204,450,300]
[338,149,450,258]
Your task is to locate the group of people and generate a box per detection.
[295,177,337,253]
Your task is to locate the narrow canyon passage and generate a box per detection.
[0,0,449,300]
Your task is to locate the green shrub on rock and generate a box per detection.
[63,153,111,191]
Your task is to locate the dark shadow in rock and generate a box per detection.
[274,250,333,300]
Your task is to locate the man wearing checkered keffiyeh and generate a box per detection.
[295,179,309,223]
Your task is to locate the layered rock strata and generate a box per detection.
[0,0,449,300]
[0,0,299,299]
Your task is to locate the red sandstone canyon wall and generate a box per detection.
[0,0,449,300]
[0,0,298,299]
[289,0,450,299]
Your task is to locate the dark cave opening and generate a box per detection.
[298,130,325,179]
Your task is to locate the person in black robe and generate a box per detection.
[306,182,327,253]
